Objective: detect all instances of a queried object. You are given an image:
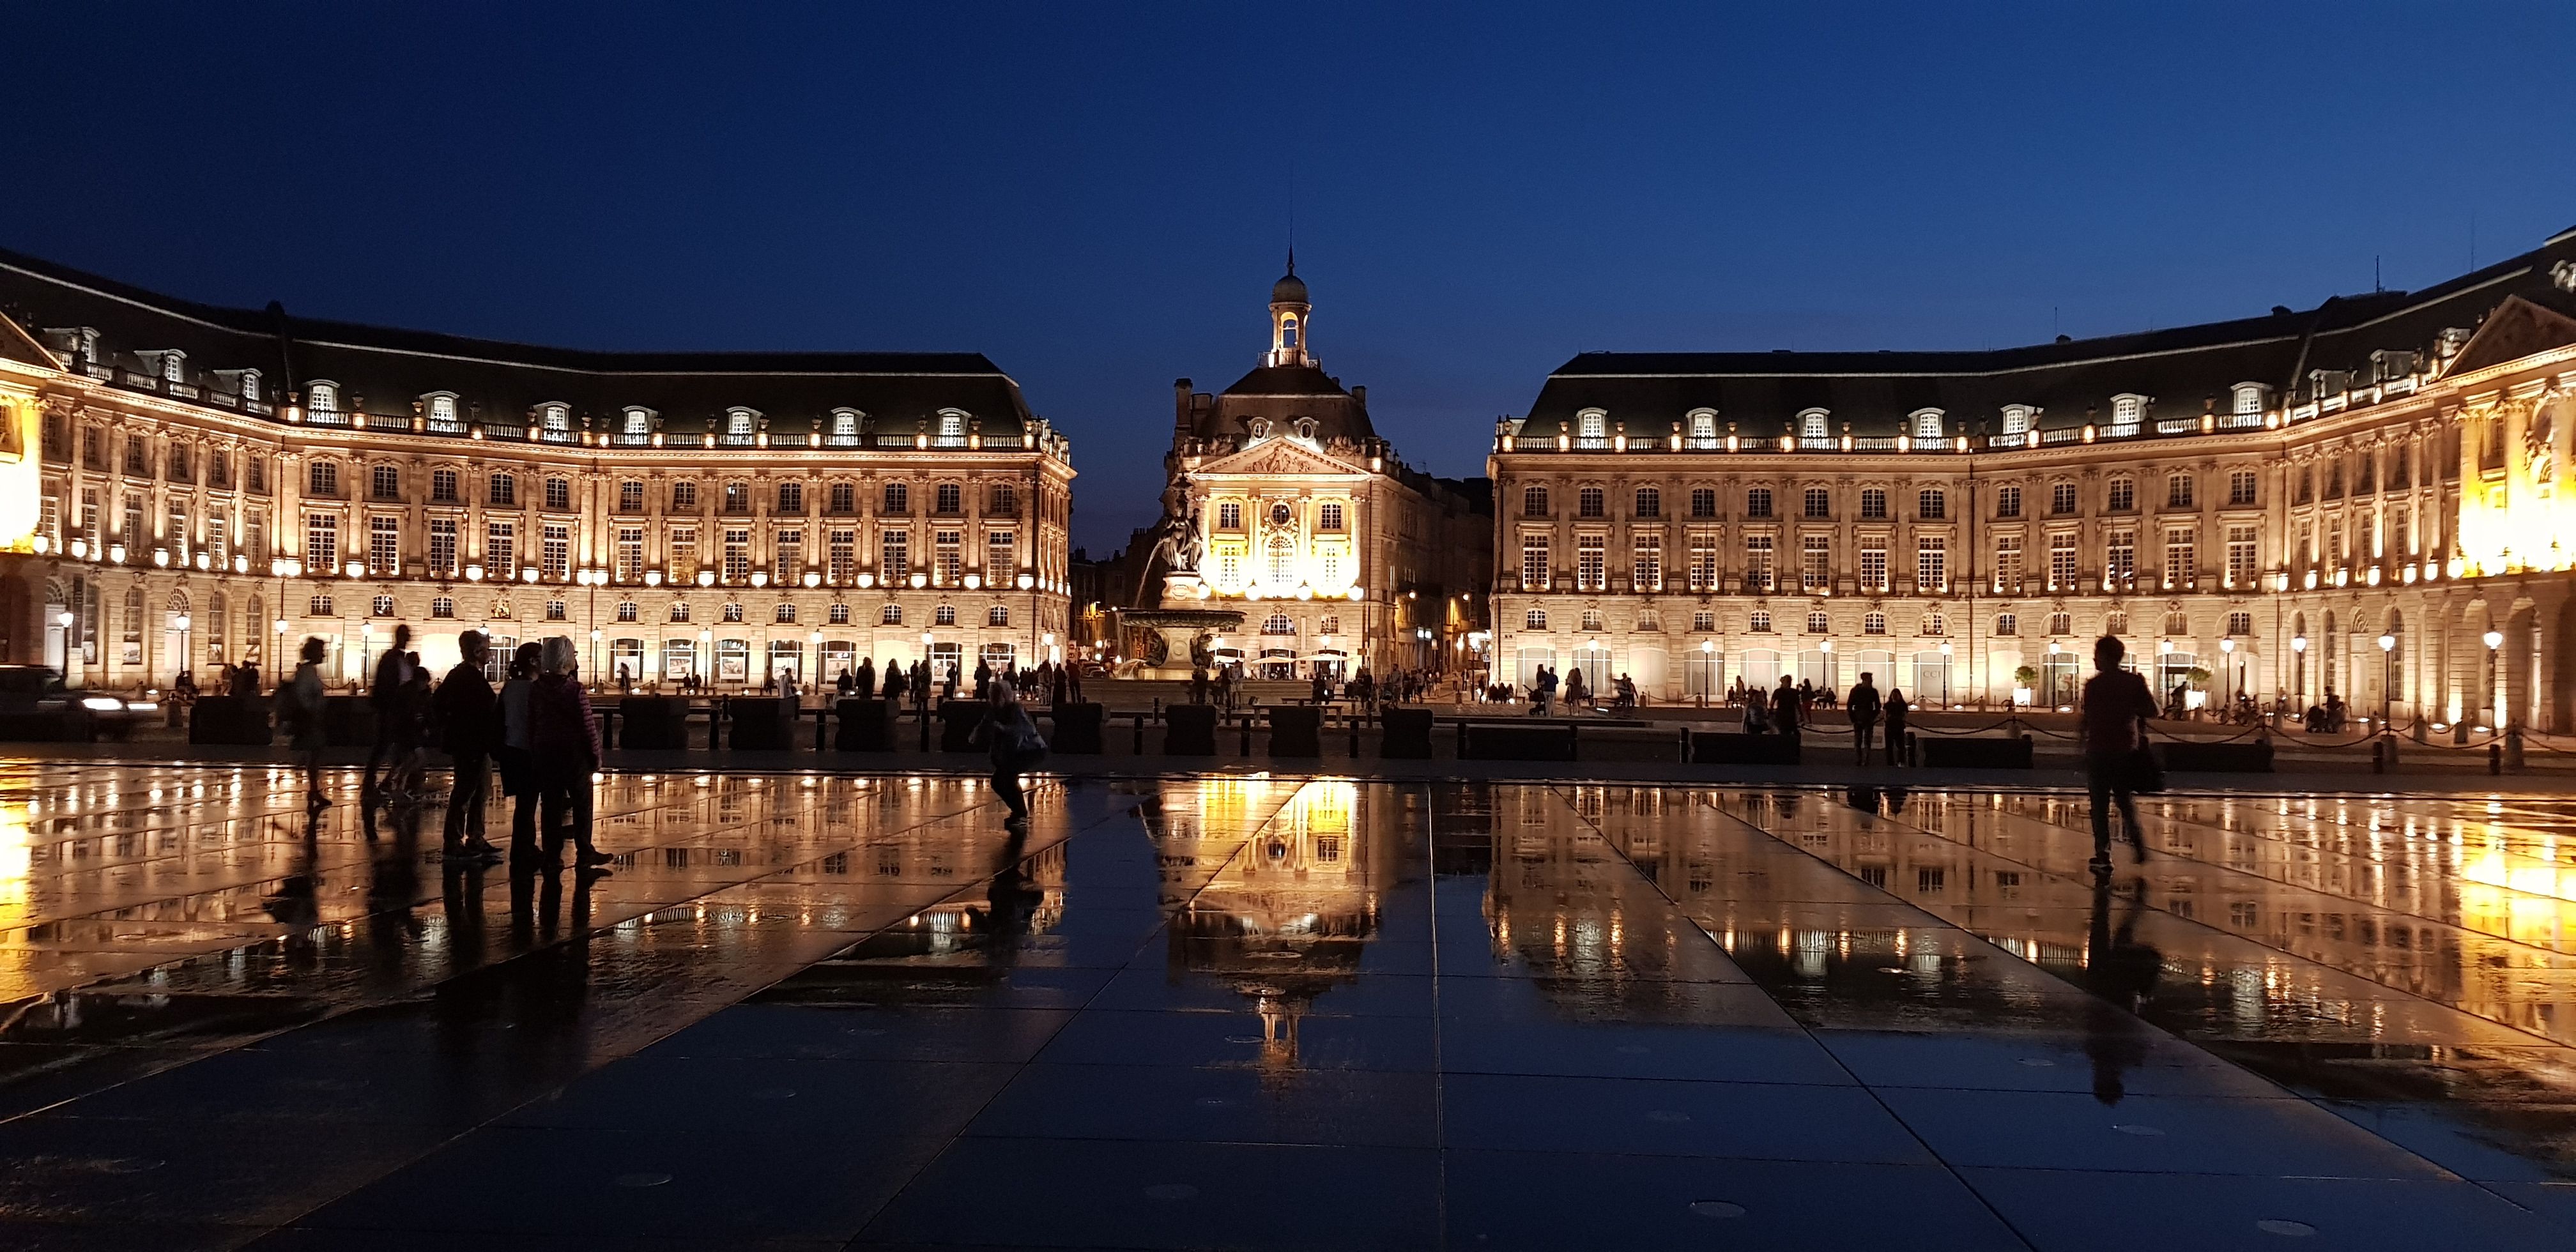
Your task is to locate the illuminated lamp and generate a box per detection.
[858,573,876,589]
[750,571,769,588]
[698,570,716,587]
[108,544,126,564]
[152,549,170,568]
[1017,573,1034,590]
[909,573,927,588]
[464,564,484,582]
[802,571,821,588]
[964,574,981,590]
[645,570,663,586]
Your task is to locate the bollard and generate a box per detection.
[1133,712,1145,754]
[1349,712,1361,758]
[917,700,931,752]
[2490,742,2503,776]
[1240,715,1252,756]
[2370,738,2386,774]
[2508,726,2526,773]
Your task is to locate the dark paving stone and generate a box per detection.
[755,964,1115,1011]
[59,1039,562,1128]
[1441,1019,1850,1085]
[500,1055,1020,1136]
[0,1113,446,1226]
[1087,966,1434,1018]
[859,1136,1438,1249]
[0,1219,258,1251]
[1818,1028,2292,1098]
[1445,1149,2030,1250]
[646,1003,1075,1064]
[1878,1087,2455,1179]
[1442,1072,1933,1163]
[1033,1007,1436,1072]
[963,1061,1438,1148]
[1961,1167,2570,1251]
[2319,1099,2576,1182]
[256,1232,846,1251]
[296,1124,948,1241]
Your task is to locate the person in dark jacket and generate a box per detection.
[2079,636,2159,868]
[532,636,613,873]
[362,624,417,805]
[494,641,546,864]
[1883,687,1910,765]
[1847,672,1883,765]
[433,630,503,864]
[1770,675,1803,749]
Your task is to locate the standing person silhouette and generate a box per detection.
[532,637,613,873]
[2079,635,2159,869]
[972,680,1046,832]
[282,637,331,813]
[1847,671,1883,765]
[362,623,417,806]
[1771,675,1803,751]
[495,641,546,866]
[433,630,503,864]
[1883,687,1910,765]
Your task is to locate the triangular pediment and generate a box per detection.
[0,307,61,371]
[2446,294,2576,377]
[1192,438,1366,478]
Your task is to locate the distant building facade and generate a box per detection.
[0,248,1075,689]
[1148,261,1490,679]
[1492,227,2576,731]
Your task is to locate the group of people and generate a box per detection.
[1514,666,1639,716]
[271,623,613,874]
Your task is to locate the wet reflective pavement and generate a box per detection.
[0,766,2567,1248]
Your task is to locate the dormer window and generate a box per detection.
[1687,409,1717,439]
[1911,409,1944,439]
[937,410,967,439]
[726,408,757,436]
[1577,410,1607,439]
[1800,410,1830,441]
[2000,405,2032,436]
[155,351,185,383]
[829,408,861,439]
[622,408,654,438]
[423,393,461,432]
[238,370,260,402]
[540,403,571,434]
[2231,383,2265,416]
[2110,393,2146,427]
[307,381,339,415]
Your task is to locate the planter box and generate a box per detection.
[1461,722,1578,761]
[1379,708,1434,758]
[189,695,273,745]
[834,699,893,751]
[1919,735,2034,769]
[620,697,691,750]
[1048,702,1104,754]
[1686,731,1800,765]
[1163,703,1218,756]
[1267,705,1322,758]
[2158,740,2274,772]
[938,700,984,752]
[321,696,377,747]
[728,698,792,751]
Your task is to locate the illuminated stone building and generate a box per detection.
[1152,261,1491,680]
[1492,227,2576,731]
[0,248,1074,689]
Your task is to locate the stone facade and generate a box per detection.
[0,248,1074,691]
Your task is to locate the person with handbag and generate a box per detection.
[972,682,1046,831]
[2078,635,2160,869]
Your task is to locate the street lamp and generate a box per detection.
[173,613,190,676]
[2484,629,2505,725]
[2377,632,2397,725]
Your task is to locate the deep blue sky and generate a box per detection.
[8,4,2572,551]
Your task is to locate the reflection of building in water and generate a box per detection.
[1149,779,1388,1071]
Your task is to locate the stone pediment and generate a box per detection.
[2445,294,2576,378]
[1193,437,1365,478]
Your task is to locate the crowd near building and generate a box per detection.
[0,248,1075,691]
[1490,226,2576,732]
[5,227,2576,735]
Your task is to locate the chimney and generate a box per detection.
[1173,378,1193,440]
[1351,385,1367,406]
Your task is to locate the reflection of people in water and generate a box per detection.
[983,826,1041,968]
[2082,867,2163,1104]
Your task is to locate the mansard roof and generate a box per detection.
[0,245,1038,438]
[1521,226,2576,438]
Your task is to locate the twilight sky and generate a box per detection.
[7,4,2573,552]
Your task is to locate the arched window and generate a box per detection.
[880,604,903,625]
[938,410,967,439]
[624,408,652,437]
[1801,411,1830,440]
[2232,383,2265,416]
[1689,409,1718,439]
[1912,409,1945,439]
[1577,410,1607,439]
[1280,316,1299,349]
[1522,485,1549,517]
[539,403,569,434]
[1923,613,1947,636]
[2000,405,2032,436]
[830,409,859,439]
[1524,609,1547,630]
[1633,487,1660,519]
[2111,394,2145,427]
[159,352,183,383]
[307,381,338,415]
[988,606,1010,626]
[1262,613,1295,636]
[726,408,756,438]
[1749,610,1773,633]
[1863,611,1887,636]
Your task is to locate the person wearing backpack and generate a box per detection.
[972,681,1046,832]
[280,637,330,813]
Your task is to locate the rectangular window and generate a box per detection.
[1744,535,1774,592]
[616,526,645,581]
[774,528,802,583]
[2226,524,2258,586]
[619,480,645,512]
[1859,538,1888,592]
[431,468,459,503]
[881,482,908,513]
[428,518,458,575]
[829,482,856,513]
[778,481,804,513]
[1688,531,1719,592]
[1632,535,1662,592]
[368,515,401,574]
[2163,527,2195,585]
[1575,535,1606,591]
[2048,533,2077,589]
[1220,501,1244,529]
[1520,535,1549,590]
[1859,488,1888,520]
[1918,489,1946,520]
[935,530,963,584]
[670,528,698,581]
[305,514,339,572]
[672,480,699,510]
[1689,487,1716,519]
[987,531,1016,579]
[2107,529,2136,583]
[489,473,515,507]
[308,461,338,496]
[2167,473,2195,508]
[1995,485,2021,518]
[2391,507,2411,558]
[167,502,189,558]
[542,524,571,579]
[486,521,516,575]
[723,528,751,581]
[882,530,910,581]
[1917,537,1946,590]
[988,484,1018,515]
[2051,482,2077,515]
[2228,470,2257,507]
[829,529,857,583]
[1801,534,1831,591]
[1319,502,1345,530]
[1993,535,2022,587]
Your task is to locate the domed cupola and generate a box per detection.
[1266,251,1314,367]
